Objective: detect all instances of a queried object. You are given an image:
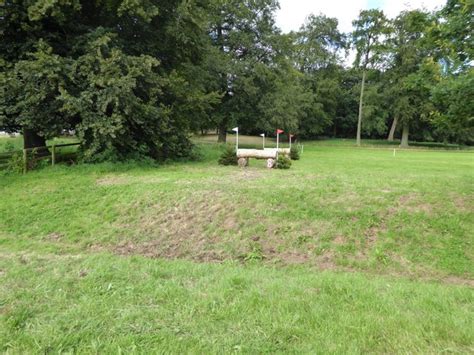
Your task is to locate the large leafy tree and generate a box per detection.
[206,0,279,142]
[433,0,473,73]
[386,10,439,147]
[1,41,68,149]
[429,0,473,145]
[0,0,217,160]
[290,14,347,138]
[256,63,310,135]
[431,69,474,144]
[59,33,195,161]
[352,9,391,146]
[292,14,346,72]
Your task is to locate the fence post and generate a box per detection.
[23,149,27,174]
[52,144,56,166]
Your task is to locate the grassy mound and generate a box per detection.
[0,140,473,352]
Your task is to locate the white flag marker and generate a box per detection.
[232,127,239,151]
[260,133,265,149]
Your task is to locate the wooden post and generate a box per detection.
[23,149,27,174]
[51,144,56,166]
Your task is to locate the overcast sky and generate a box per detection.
[275,0,447,34]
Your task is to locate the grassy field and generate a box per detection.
[194,134,473,150]
[1,137,473,352]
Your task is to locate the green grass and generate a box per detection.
[0,135,79,153]
[0,135,23,152]
[1,254,472,353]
[193,134,473,150]
[0,137,473,352]
[308,137,472,149]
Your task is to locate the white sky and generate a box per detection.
[276,0,447,34]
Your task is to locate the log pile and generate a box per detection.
[237,149,276,159]
[236,148,289,168]
[264,148,290,156]
[236,148,290,159]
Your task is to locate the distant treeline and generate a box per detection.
[1,0,472,161]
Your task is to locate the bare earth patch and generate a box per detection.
[397,193,434,215]
[96,175,131,186]
[114,190,243,261]
[44,232,63,242]
[450,193,473,213]
[109,189,343,269]
[332,235,346,246]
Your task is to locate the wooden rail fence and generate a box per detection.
[0,142,80,173]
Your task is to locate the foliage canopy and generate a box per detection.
[1,0,473,159]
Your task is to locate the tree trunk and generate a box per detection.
[387,116,398,141]
[400,123,409,147]
[356,70,366,146]
[23,128,46,149]
[217,122,227,143]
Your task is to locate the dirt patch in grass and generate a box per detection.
[234,168,264,181]
[332,235,346,246]
[110,229,474,286]
[44,232,63,242]
[385,257,474,287]
[442,275,474,287]
[399,193,417,204]
[110,194,342,269]
[114,191,244,261]
[315,250,338,270]
[397,193,434,215]
[102,188,472,285]
[276,251,311,265]
[450,194,473,213]
[114,240,227,262]
[96,176,129,186]
[365,226,381,246]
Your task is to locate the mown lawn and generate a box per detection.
[0,139,473,352]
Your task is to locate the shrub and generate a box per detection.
[6,152,23,174]
[3,141,15,152]
[275,154,291,169]
[243,241,264,262]
[218,146,238,166]
[290,146,300,160]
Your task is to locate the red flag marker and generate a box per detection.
[276,129,283,150]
